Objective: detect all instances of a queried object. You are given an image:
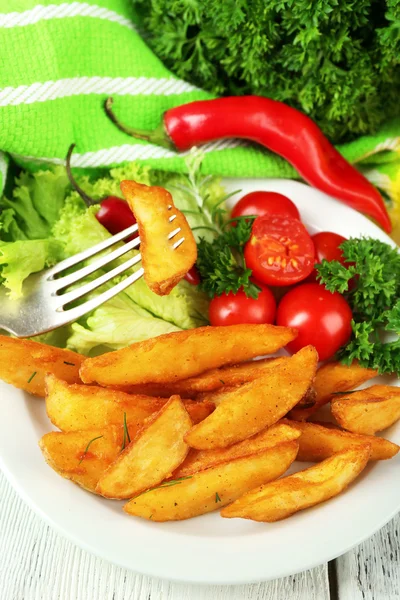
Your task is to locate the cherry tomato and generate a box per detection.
[232,191,300,221]
[308,232,347,282]
[96,196,138,238]
[313,232,347,264]
[276,283,352,361]
[209,285,276,326]
[184,265,201,285]
[244,215,315,286]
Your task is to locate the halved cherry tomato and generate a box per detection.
[244,215,315,286]
[209,284,276,326]
[231,191,300,221]
[276,283,352,361]
[184,265,201,285]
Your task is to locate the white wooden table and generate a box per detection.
[1,471,399,600]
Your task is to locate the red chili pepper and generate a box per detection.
[105,97,391,233]
[66,144,137,238]
[184,265,201,285]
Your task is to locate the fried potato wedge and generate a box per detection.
[281,419,399,461]
[124,440,299,521]
[221,445,370,522]
[289,361,378,421]
[120,180,197,295]
[80,324,297,387]
[39,426,124,493]
[185,346,318,450]
[198,382,316,409]
[331,385,400,434]
[175,423,301,478]
[124,357,286,398]
[96,396,192,499]
[45,375,213,431]
[0,336,84,397]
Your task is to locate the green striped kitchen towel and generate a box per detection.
[0,0,400,236]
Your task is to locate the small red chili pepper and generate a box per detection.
[184,265,201,285]
[66,144,137,238]
[105,97,391,233]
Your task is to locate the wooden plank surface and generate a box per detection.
[336,514,400,600]
[0,470,330,600]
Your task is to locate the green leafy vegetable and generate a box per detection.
[134,0,400,143]
[0,167,70,241]
[197,217,260,298]
[0,239,63,298]
[0,157,222,348]
[316,237,400,374]
[215,492,221,503]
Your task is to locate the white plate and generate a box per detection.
[1,179,399,585]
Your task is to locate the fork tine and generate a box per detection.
[47,222,139,278]
[50,229,142,292]
[60,267,145,324]
[56,252,143,309]
[55,224,183,309]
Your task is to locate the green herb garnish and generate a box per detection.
[27,372,37,383]
[135,1,400,143]
[121,412,131,451]
[136,476,193,497]
[197,217,260,299]
[63,361,75,366]
[79,435,103,465]
[215,492,221,503]
[317,237,400,374]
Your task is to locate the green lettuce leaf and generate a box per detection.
[0,166,69,241]
[53,199,209,330]
[67,294,181,355]
[0,239,63,299]
[0,157,223,349]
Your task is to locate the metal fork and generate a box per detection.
[0,211,184,338]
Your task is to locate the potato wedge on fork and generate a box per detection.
[121,180,197,296]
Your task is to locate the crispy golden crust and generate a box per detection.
[120,180,197,295]
[0,335,84,397]
[331,385,400,434]
[221,446,370,522]
[45,375,214,431]
[79,324,297,387]
[289,361,378,421]
[185,346,318,450]
[281,418,399,461]
[96,396,192,499]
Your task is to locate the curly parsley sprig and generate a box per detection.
[316,237,400,374]
[196,217,260,299]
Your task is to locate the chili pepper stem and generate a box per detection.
[66,143,95,207]
[104,97,174,150]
